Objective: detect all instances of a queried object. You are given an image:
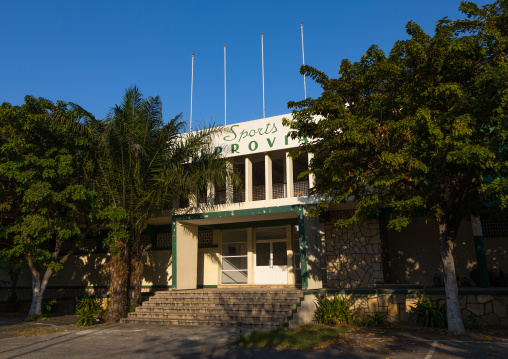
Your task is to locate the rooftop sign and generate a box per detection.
[212,114,308,158]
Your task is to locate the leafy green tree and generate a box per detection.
[0,97,99,317]
[93,86,229,322]
[285,1,507,335]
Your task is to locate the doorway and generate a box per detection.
[254,239,288,285]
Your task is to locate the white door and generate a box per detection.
[255,240,288,285]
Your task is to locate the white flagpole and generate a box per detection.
[301,21,306,99]
[261,32,265,118]
[190,53,194,132]
[224,43,227,126]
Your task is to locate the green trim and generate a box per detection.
[199,218,298,230]
[474,235,491,288]
[173,204,303,221]
[198,244,218,249]
[304,288,508,295]
[172,220,177,289]
[197,285,218,289]
[172,205,304,289]
[298,214,308,290]
[284,295,305,328]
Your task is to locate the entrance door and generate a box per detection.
[255,240,288,285]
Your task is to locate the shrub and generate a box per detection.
[315,294,358,325]
[410,297,447,328]
[365,313,388,327]
[75,297,104,326]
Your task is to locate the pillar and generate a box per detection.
[471,216,490,288]
[245,156,253,202]
[265,153,273,200]
[285,151,294,198]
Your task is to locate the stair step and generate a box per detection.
[126,289,303,328]
[121,317,283,327]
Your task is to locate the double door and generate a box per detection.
[254,240,288,285]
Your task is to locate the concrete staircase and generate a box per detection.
[122,289,303,328]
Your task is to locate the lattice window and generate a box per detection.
[481,218,508,238]
[156,233,172,249]
[293,180,309,197]
[215,189,227,204]
[140,234,151,247]
[233,189,245,203]
[198,229,213,246]
[75,238,99,253]
[273,183,287,199]
[253,185,266,201]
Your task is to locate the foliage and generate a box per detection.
[0,96,99,317]
[411,297,447,328]
[364,313,388,327]
[75,297,105,326]
[285,1,508,335]
[43,299,57,315]
[79,86,232,321]
[235,324,347,350]
[315,294,359,325]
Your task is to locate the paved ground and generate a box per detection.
[1,315,508,358]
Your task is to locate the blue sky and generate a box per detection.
[0,0,491,128]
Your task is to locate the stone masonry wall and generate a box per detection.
[320,292,508,327]
[325,211,384,288]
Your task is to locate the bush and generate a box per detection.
[410,297,447,328]
[365,313,388,327]
[75,297,105,326]
[315,294,358,325]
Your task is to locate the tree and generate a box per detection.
[285,1,507,335]
[0,97,98,317]
[92,86,229,322]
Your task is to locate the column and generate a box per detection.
[173,222,199,290]
[308,153,316,192]
[245,156,253,202]
[207,182,215,206]
[472,216,490,288]
[247,227,255,285]
[285,151,294,198]
[226,160,233,204]
[265,153,273,200]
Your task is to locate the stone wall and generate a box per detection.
[317,291,508,327]
[325,211,384,288]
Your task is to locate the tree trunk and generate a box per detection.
[107,253,129,322]
[439,221,466,335]
[28,276,42,317]
[27,264,53,317]
[128,251,144,308]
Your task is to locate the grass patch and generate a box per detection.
[234,324,348,350]
[2,327,67,337]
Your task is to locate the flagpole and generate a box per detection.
[301,21,306,99]
[261,32,265,118]
[190,53,194,132]
[224,43,227,126]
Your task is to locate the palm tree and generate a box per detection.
[94,86,229,321]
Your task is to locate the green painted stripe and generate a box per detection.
[173,204,303,221]
[172,220,177,289]
[304,288,508,295]
[198,218,298,230]
[298,214,308,290]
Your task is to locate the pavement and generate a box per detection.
[1,315,508,358]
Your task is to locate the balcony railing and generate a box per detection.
[273,183,287,199]
[253,185,266,201]
[293,180,309,197]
